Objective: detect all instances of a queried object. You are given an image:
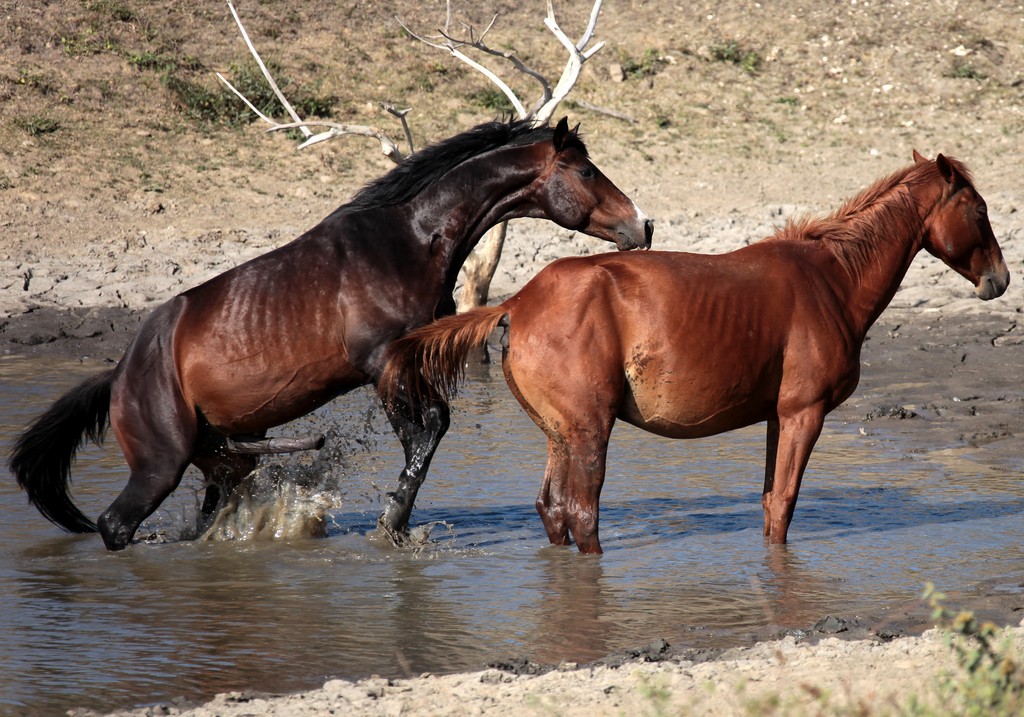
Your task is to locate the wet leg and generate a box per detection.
[97,454,192,550]
[101,350,199,550]
[192,447,260,526]
[564,429,612,554]
[761,418,780,537]
[378,396,450,542]
[535,439,571,545]
[763,406,824,544]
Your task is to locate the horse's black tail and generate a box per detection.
[8,369,115,533]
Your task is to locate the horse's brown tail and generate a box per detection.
[380,305,507,405]
[8,369,114,533]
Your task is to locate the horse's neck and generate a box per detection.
[414,147,541,286]
[830,180,939,337]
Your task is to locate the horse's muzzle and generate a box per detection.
[615,218,654,251]
[976,267,1010,300]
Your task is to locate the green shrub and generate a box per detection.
[711,40,762,73]
[922,583,1024,717]
[14,116,61,136]
[467,86,514,112]
[620,48,667,79]
[167,61,337,126]
[948,60,986,80]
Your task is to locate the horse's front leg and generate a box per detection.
[378,393,451,543]
[761,418,780,537]
[762,405,825,544]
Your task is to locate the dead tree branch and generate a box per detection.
[218,1,408,163]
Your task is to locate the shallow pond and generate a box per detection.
[2,354,1023,715]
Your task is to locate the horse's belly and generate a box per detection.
[619,396,767,439]
[620,366,772,439]
[190,360,367,434]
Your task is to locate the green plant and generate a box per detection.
[635,675,672,717]
[711,40,762,73]
[166,61,337,126]
[83,0,135,22]
[125,50,179,73]
[14,115,61,136]
[948,60,986,80]
[15,70,55,95]
[620,48,667,79]
[60,28,110,56]
[467,86,513,112]
[922,583,1023,716]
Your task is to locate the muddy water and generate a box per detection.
[2,349,1023,716]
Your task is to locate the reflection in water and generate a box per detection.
[529,550,611,665]
[1,355,1023,715]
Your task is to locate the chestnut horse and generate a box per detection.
[10,117,653,550]
[383,152,1009,553]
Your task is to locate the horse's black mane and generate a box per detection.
[345,118,586,211]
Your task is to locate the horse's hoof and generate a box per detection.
[375,515,410,547]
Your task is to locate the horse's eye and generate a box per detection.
[978,203,988,217]
[579,166,595,179]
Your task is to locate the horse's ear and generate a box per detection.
[935,153,959,185]
[553,116,570,151]
[912,149,928,164]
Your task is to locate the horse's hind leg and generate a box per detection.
[99,320,198,550]
[761,418,780,538]
[97,450,193,550]
[562,430,612,554]
[536,439,571,545]
[504,341,616,553]
[378,395,450,541]
[192,446,260,526]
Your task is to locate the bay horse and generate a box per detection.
[383,151,1009,554]
[9,117,654,550]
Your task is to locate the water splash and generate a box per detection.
[198,425,355,542]
[199,468,342,541]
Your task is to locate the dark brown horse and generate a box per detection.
[9,117,653,550]
[383,152,1009,554]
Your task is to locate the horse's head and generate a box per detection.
[529,117,653,251]
[916,150,1009,300]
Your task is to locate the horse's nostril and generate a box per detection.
[644,219,655,243]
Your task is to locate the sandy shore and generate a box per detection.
[85,626,1022,717]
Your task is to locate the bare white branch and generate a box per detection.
[402,1,606,125]
[221,1,406,162]
[224,1,311,138]
[381,103,415,154]
[534,0,605,123]
[397,17,529,118]
[576,0,603,51]
[268,121,402,161]
[436,25,552,110]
